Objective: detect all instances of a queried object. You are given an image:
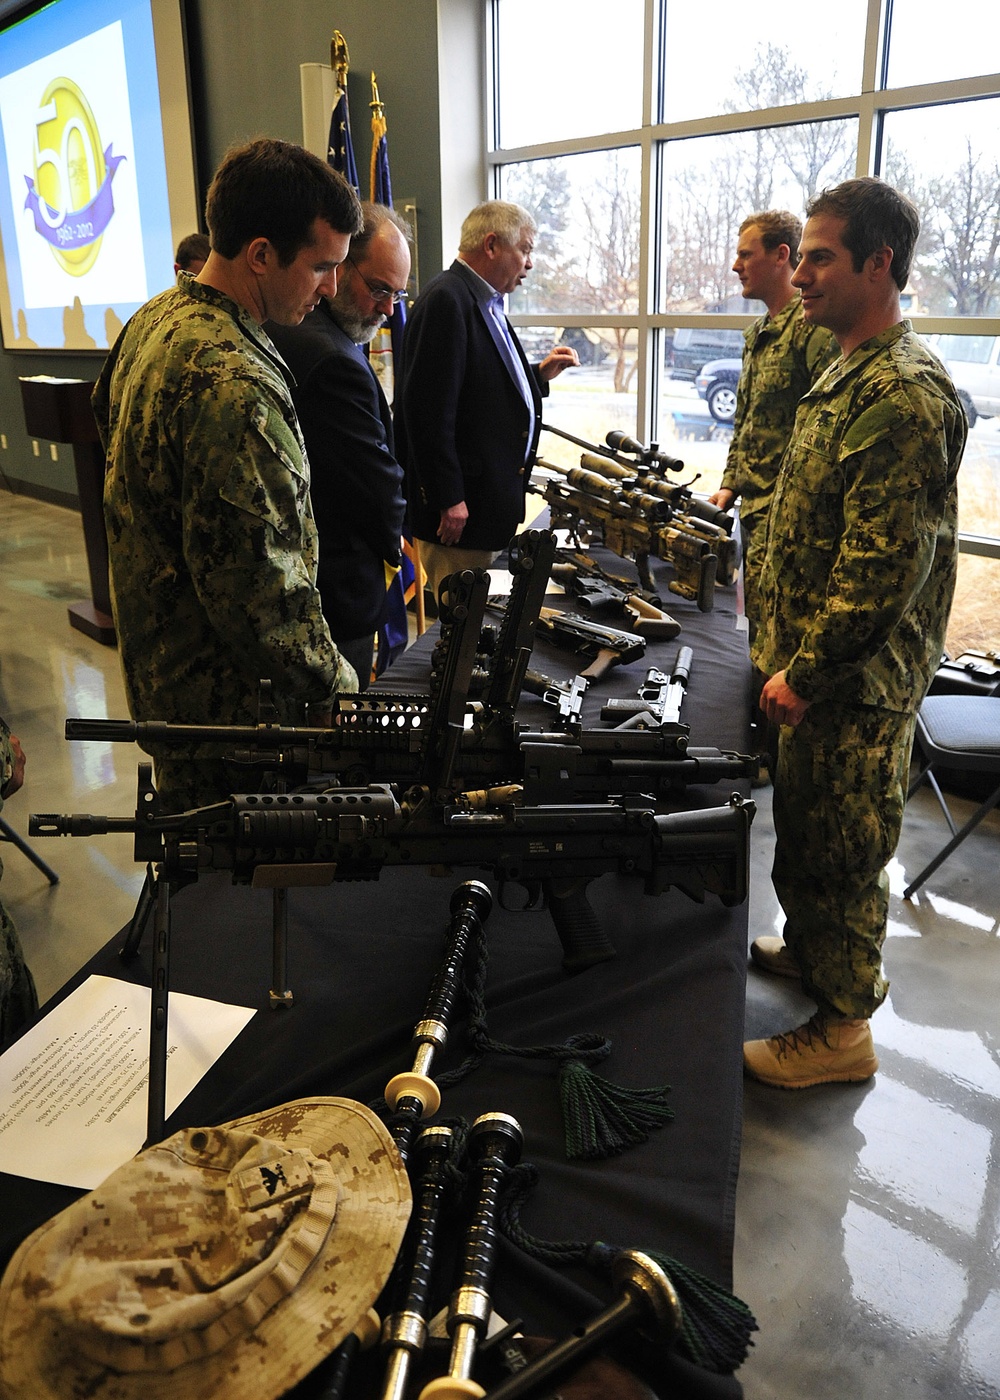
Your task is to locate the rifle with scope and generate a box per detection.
[32,530,756,973]
[536,425,738,610]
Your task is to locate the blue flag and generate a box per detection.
[328,31,359,193]
[369,70,413,675]
[327,88,359,193]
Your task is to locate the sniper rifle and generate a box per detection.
[536,425,738,609]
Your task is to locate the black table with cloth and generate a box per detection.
[0,553,755,1399]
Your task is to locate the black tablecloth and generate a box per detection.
[0,552,754,1399]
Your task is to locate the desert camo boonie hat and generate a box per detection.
[0,1096,411,1399]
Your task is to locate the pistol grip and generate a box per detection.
[579,647,618,682]
[544,877,617,972]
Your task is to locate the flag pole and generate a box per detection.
[331,28,349,88]
[367,68,422,649]
[369,71,384,201]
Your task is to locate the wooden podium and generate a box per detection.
[19,376,115,646]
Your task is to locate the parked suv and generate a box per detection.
[695,358,742,423]
[669,326,745,381]
[933,333,1000,428]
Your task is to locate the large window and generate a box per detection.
[660,120,857,312]
[501,149,642,319]
[883,0,1000,88]
[882,99,1000,317]
[660,2,870,124]
[492,0,645,149]
[488,0,1000,652]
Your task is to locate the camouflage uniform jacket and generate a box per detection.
[721,296,836,525]
[753,321,965,713]
[94,276,353,734]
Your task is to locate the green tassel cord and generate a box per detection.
[431,909,674,1160]
[499,1162,758,1375]
[559,1054,674,1159]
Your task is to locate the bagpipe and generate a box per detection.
[310,879,756,1399]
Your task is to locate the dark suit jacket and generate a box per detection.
[268,304,406,642]
[394,260,547,551]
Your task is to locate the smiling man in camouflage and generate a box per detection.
[94,139,363,811]
[744,178,966,1088]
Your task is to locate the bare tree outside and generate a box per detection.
[578,151,641,391]
[886,134,1000,316]
[662,44,855,313]
[504,148,642,390]
[501,158,578,312]
[502,48,1000,412]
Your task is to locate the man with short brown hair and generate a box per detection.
[95,138,363,810]
[744,178,966,1088]
[173,232,210,275]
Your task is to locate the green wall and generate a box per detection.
[0,0,475,502]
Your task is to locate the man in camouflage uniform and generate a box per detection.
[94,140,363,811]
[0,719,38,1043]
[744,177,966,1088]
[710,210,837,638]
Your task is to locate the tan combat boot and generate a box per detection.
[749,936,800,979]
[743,1013,878,1089]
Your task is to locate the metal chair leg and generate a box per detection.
[904,779,1000,899]
[0,815,58,884]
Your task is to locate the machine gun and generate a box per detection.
[535,425,738,610]
[40,530,756,964]
[31,529,756,1143]
[32,779,754,968]
[30,773,753,1144]
[63,534,755,802]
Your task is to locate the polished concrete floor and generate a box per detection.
[1,493,998,1399]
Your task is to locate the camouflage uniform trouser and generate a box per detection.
[772,702,916,1019]
[738,514,776,760]
[739,512,764,645]
[0,899,37,1044]
[148,745,249,815]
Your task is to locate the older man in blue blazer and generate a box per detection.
[394,200,578,598]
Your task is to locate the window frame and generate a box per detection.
[486,0,1000,559]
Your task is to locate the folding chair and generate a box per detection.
[903,695,1000,899]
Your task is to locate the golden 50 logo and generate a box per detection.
[23,77,124,276]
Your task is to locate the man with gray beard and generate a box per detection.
[269,203,410,688]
